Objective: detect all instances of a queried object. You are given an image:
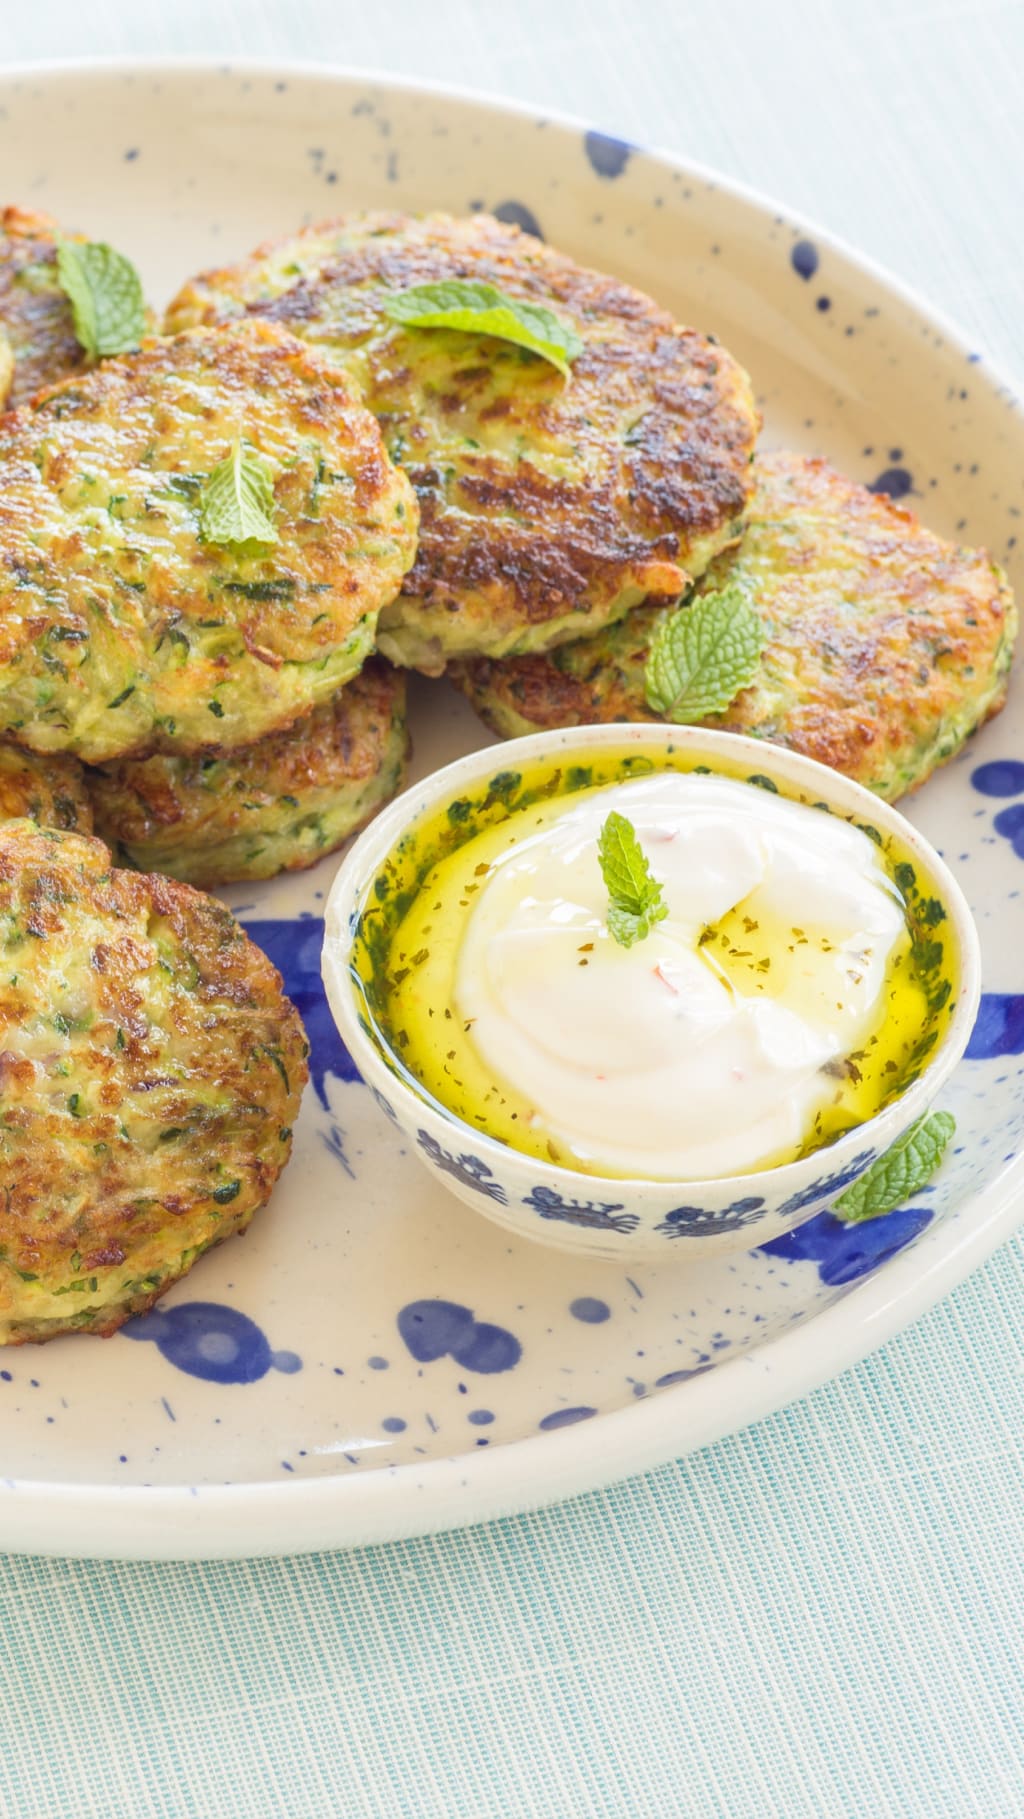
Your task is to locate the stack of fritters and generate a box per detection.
[163,207,1016,805]
[137,207,758,879]
[90,658,408,887]
[164,210,761,672]
[0,206,766,882]
[0,240,421,880]
[449,450,1017,799]
[0,202,1016,1341]
[3,206,1015,844]
[0,216,424,1340]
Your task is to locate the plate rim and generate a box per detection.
[5,52,1023,415]
[0,54,1021,1560]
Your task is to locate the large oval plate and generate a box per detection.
[1,61,1021,1560]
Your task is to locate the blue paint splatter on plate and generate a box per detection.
[655,1365,714,1389]
[123,1303,302,1384]
[759,1206,932,1285]
[791,239,819,279]
[397,1299,522,1373]
[967,994,1024,1059]
[971,760,1024,798]
[968,766,1024,858]
[244,918,359,1107]
[539,1406,597,1430]
[492,199,543,239]
[583,130,633,178]
[868,467,913,500]
[569,1297,611,1324]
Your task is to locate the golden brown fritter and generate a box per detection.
[165,211,758,673]
[0,820,308,1344]
[89,659,408,886]
[0,742,92,832]
[0,319,418,763]
[0,205,88,409]
[450,450,1017,801]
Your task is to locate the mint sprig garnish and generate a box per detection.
[199,440,279,552]
[834,1110,955,1223]
[55,239,146,359]
[644,583,763,722]
[382,279,584,378]
[597,811,668,949]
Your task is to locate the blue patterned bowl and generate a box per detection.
[323,725,980,1261]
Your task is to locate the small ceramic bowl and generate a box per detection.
[322,725,981,1261]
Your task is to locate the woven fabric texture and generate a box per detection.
[2,3,1024,1816]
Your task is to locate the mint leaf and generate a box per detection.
[834,1110,955,1223]
[644,584,763,722]
[382,280,584,378]
[606,900,663,948]
[55,239,146,359]
[597,811,668,949]
[199,440,279,552]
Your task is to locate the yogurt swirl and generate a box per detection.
[453,773,908,1179]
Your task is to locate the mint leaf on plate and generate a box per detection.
[382,279,584,378]
[199,440,279,552]
[55,239,146,359]
[644,583,763,722]
[597,810,669,949]
[834,1110,956,1223]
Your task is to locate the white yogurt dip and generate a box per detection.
[454,772,907,1179]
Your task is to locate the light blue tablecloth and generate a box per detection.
[3,4,1024,1815]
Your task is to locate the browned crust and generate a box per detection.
[0,205,88,408]
[0,742,93,831]
[93,660,399,834]
[451,450,1017,800]
[0,821,308,1341]
[714,453,1017,791]
[166,212,759,661]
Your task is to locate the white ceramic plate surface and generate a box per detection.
[0,60,1022,1561]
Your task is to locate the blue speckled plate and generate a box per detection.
[0,61,1021,1561]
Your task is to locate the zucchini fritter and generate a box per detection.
[0,320,418,762]
[450,451,1017,801]
[0,742,92,831]
[0,205,88,409]
[89,659,408,886]
[165,211,758,673]
[0,821,307,1344]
